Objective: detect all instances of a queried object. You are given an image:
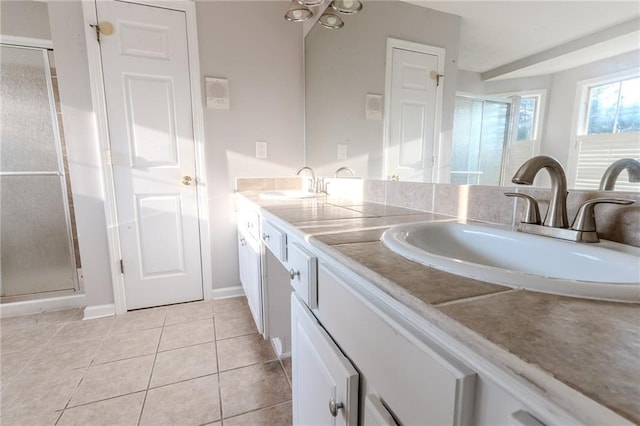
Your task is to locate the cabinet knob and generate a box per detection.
[289,269,300,280]
[182,176,193,186]
[262,233,270,241]
[329,398,344,417]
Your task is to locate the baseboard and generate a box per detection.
[211,285,245,300]
[271,337,291,358]
[83,304,116,320]
[0,294,86,318]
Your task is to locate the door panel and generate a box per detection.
[97,0,202,309]
[124,75,179,167]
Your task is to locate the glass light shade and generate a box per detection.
[319,12,344,29]
[331,0,363,14]
[297,0,324,6]
[284,1,313,22]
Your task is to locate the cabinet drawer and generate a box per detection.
[318,264,476,425]
[261,219,287,262]
[288,242,317,309]
[238,209,260,241]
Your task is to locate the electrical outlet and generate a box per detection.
[337,144,347,160]
[256,141,268,159]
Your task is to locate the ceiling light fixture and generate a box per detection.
[331,0,363,15]
[297,0,324,6]
[284,0,313,22]
[319,11,344,29]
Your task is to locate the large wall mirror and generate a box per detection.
[305,1,640,191]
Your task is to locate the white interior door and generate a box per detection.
[385,46,440,182]
[97,0,203,310]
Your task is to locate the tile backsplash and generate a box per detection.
[362,179,640,247]
[236,177,639,247]
[235,177,303,192]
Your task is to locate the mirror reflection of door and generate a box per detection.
[384,39,445,183]
[450,96,511,186]
[0,43,80,301]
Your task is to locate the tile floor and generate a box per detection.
[0,297,292,425]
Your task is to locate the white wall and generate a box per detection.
[0,1,50,40]
[47,1,115,308]
[196,1,305,291]
[305,1,460,180]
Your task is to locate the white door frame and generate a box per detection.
[82,0,212,314]
[383,38,446,182]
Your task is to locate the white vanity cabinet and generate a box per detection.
[316,263,477,425]
[238,209,264,333]
[236,196,597,426]
[291,294,359,426]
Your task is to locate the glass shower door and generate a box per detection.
[0,45,78,298]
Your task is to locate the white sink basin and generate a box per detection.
[259,190,325,200]
[381,222,640,302]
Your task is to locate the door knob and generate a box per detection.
[329,398,344,417]
[182,176,193,186]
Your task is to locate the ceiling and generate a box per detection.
[406,1,640,79]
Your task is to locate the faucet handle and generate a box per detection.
[505,192,541,224]
[571,198,635,232]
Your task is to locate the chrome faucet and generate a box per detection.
[507,155,634,243]
[296,166,316,192]
[511,155,568,228]
[599,158,640,190]
[334,167,355,178]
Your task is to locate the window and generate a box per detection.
[585,77,640,134]
[569,71,640,192]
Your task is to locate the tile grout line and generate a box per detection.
[2,310,78,386]
[136,312,168,426]
[212,303,225,425]
[55,315,117,425]
[433,288,521,307]
[221,399,293,423]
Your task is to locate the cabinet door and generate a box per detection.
[291,294,358,426]
[237,230,263,333]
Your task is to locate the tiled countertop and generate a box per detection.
[238,192,640,424]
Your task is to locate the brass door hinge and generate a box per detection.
[89,22,115,43]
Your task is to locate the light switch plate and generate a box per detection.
[256,141,268,159]
[366,93,383,120]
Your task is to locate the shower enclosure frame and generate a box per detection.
[0,35,81,303]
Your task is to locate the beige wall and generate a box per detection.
[196,1,305,291]
[0,1,51,40]
[47,1,115,307]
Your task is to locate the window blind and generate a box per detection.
[574,133,640,192]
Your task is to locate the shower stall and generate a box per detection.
[0,42,81,304]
